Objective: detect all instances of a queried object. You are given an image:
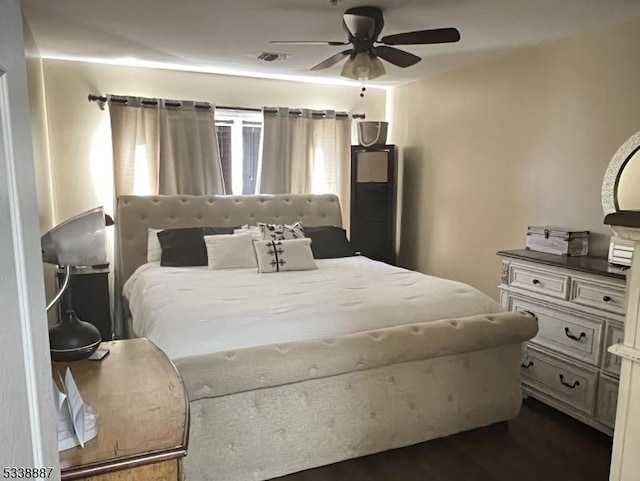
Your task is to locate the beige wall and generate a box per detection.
[390,18,640,299]
[42,59,386,221]
[23,19,57,324]
[23,20,54,232]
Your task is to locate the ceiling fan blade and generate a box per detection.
[380,27,460,46]
[374,46,421,68]
[311,50,352,71]
[269,40,349,46]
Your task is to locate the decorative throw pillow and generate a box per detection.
[205,230,262,270]
[147,228,164,263]
[258,221,305,241]
[253,238,317,273]
[158,227,235,267]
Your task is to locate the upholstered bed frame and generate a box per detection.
[117,193,344,284]
[117,194,537,481]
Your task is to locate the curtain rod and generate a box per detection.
[87,94,365,119]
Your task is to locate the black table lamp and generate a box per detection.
[41,207,113,361]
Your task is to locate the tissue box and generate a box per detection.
[526,226,589,256]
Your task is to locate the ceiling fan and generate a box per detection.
[270,6,460,81]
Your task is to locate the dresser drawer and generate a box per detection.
[511,297,603,365]
[521,347,597,415]
[603,324,625,377]
[508,264,570,299]
[570,277,626,315]
[596,375,619,429]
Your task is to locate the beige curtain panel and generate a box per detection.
[258,107,313,194]
[108,95,225,336]
[258,107,352,229]
[158,103,225,195]
[109,98,160,196]
[109,96,225,197]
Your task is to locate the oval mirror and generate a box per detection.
[602,131,640,230]
[602,132,640,214]
[617,148,640,211]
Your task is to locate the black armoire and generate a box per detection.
[350,144,396,265]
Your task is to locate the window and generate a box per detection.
[215,111,262,195]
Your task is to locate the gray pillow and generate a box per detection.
[158,227,235,267]
[304,226,356,259]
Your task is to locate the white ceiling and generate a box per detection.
[21,0,640,86]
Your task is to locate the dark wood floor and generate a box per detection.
[275,399,613,481]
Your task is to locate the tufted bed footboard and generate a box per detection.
[185,342,528,481]
[179,311,536,481]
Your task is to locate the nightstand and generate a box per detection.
[54,338,189,480]
[57,266,112,340]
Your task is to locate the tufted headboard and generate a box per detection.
[116,194,342,284]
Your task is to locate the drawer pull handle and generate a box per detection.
[603,295,612,303]
[520,310,539,321]
[532,279,541,285]
[559,374,580,389]
[521,361,534,369]
[564,327,586,342]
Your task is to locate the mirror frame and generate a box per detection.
[602,130,640,216]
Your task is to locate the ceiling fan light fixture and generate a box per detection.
[274,6,460,79]
[340,52,386,81]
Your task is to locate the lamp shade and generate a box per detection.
[41,207,110,267]
[41,206,112,362]
[341,52,386,81]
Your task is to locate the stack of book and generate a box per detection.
[526,226,589,256]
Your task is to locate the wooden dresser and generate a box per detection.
[498,249,627,434]
[53,338,189,480]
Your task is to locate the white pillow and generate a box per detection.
[205,230,261,270]
[234,225,260,235]
[258,221,305,241]
[253,239,317,273]
[147,228,164,263]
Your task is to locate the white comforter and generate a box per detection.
[123,256,502,360]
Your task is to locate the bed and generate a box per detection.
[117,193,537,481]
